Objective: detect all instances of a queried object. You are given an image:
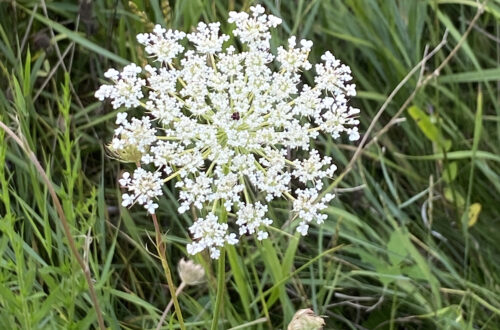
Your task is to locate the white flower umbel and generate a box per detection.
[236,202,273,240]
[187,213,238,259]
[119,168,163,214]
[95,64,145,109]
[96,5,361,258]
[137,25,186,63]
[293,189,335,236]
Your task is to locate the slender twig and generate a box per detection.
[39,0,84,108]
[33,42,74,103]
[38,0,99,139]
[0,120,106,330]
[334,292,378,301]
[227,318,268,330]
[151,214,186,330]
[68,11,79,74]
[345,33,448,175]
[19,3,38,53]
[334,184,366,193]
[156,282,186,330]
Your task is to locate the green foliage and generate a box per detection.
[1,0,500,329]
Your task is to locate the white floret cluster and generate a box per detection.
[95,5,360,259]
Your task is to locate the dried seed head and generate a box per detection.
[287,309,325,330]
[178,258,205,285]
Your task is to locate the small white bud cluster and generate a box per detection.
[96,5,361,258]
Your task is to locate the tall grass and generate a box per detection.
[1,0,500,328]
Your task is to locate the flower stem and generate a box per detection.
[152,214,186,330]
[211,247,226,330]
[211,207,227,330]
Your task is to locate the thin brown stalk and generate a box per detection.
[156,281,186,330]
[39,0,85,109]
[32,42,74,103]
[19,3,38,53]
[37,0,99,139]
[345,33,448,176]
[151,214,186,330]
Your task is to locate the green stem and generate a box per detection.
[211,209,227,330]
[211,248,226,330]
[152,214,186,330]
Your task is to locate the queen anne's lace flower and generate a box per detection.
[228,5,282,50]
[96,5,361,259]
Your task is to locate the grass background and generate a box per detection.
[1,0,500,329]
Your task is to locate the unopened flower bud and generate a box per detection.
[287,308,325,330]
[178,258,205,285]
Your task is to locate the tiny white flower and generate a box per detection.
[227,233,239,245]
[297,222,309,236]
[277,36,313,72]
[104,68,120,79]
[145,200,159,214]
[95,63,145,109]
[121,193,134,207]
[236,202,272,239]
[119,172,131,186]
[116,112,128,125]
[257,231,268,240]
